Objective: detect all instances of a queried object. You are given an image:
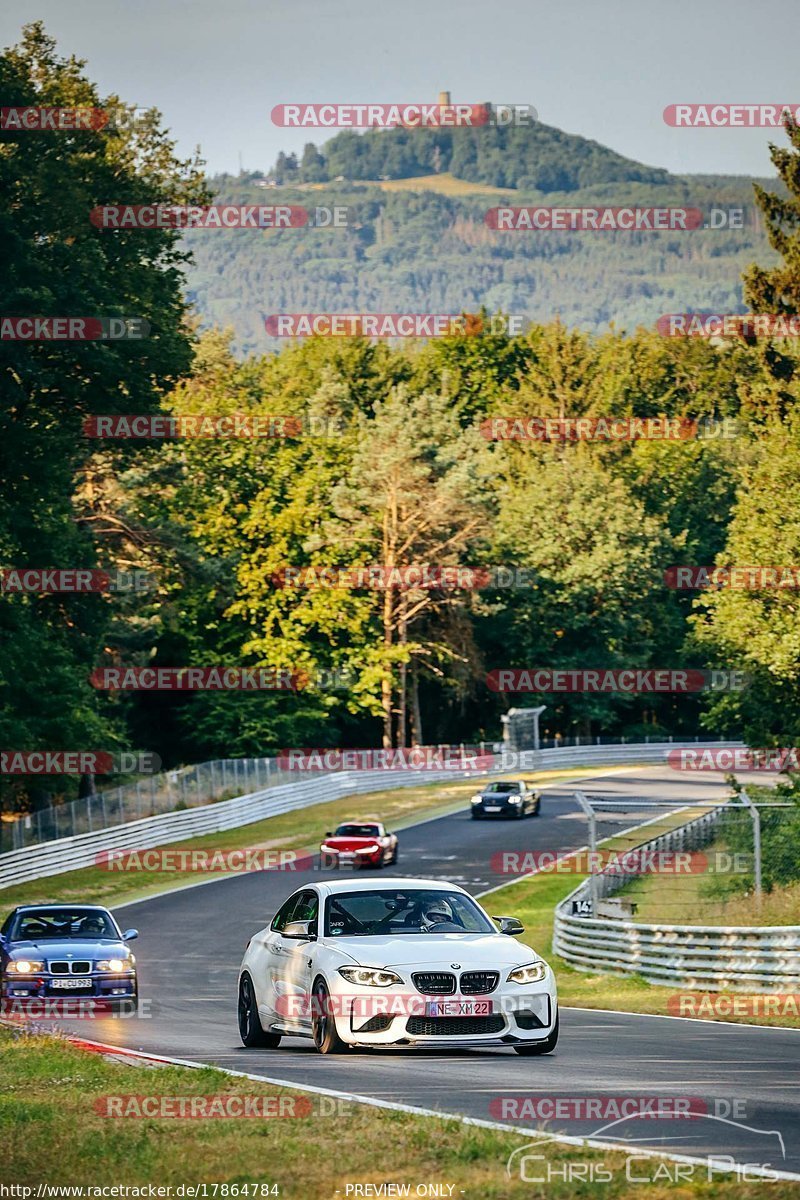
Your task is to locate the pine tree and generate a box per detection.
[743,116,800,406]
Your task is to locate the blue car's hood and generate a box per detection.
[8,938,128,958]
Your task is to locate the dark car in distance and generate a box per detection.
[470,780,541,819]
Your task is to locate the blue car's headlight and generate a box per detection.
[6,960,45,974]
[97,958,134,973]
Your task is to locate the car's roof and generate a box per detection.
[335,818,383,824]
[12,904,112,914]
[316,877,466,897]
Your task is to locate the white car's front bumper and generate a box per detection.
[325,970,557,1047]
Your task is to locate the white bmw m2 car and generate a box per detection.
[237,878,558,1055]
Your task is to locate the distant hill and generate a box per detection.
[182,119,778,356]
[267,116,673,192]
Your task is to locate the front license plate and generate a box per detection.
[50,978,93,989]
[484,805,501,812]
[426,999,493,1017]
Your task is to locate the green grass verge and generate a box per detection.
[0,1026,794,1196]
[614,837,800,928]
[0,766,638,916]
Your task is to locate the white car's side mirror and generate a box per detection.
[283,920,317,941]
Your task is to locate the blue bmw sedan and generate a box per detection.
[0,904,138,1009]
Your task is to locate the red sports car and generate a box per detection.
[319,821,399,869]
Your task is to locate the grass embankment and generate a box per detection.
[365,171,517,197]
[0,765,636,915]
[0,1027,793,1195]
[486,810,800,1029]
[614,838,800,928]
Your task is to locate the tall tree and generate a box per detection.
[0,23,206,804]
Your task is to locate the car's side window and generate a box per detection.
[271,894,301,933]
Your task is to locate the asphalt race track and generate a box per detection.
[33,766,800,1175]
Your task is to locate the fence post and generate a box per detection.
[574,790,597,917]
[740,790,762,907]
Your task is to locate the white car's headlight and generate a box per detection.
[338,967,403,987]
[7,960,44,974]
[97,958,133,973]
[507,961,547,984]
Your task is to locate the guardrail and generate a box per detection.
[1,756,312,852]
[553,801,800,992]
[0,740,739,892]
[1,733,706,853]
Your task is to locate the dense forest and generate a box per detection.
[187,172,774,356]
[3,25,800,813]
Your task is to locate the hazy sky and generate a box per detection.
[2,0,797,179]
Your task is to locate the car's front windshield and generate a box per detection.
[484,783,519,794]
[334,824,380,838]
[12,908,118,941]
[324,889,494,936]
